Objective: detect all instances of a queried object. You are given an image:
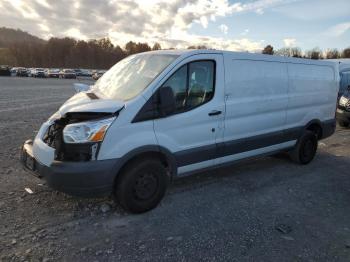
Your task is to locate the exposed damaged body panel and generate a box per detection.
[43,111,117,162]
[37,90,126,162]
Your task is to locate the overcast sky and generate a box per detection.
[0,0,349,52]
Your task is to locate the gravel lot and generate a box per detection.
[0,77,350,261]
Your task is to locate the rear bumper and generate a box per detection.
[20,140,118,197]
[336,108,350,124]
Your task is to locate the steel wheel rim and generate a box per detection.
[134,172,158,200]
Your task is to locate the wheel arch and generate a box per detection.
[112,145,177,186]
[304,119,323,140]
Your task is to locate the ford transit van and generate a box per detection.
[21,50,339,213]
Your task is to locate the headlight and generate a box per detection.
[339,96,349,106]
[63,117,115,143]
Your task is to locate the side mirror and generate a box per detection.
[159,86,176,116]
[73,83,90,93]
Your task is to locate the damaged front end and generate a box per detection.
[43,112,116,162]
[20,91,125,196]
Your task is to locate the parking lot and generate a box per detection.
[0,77,350,261]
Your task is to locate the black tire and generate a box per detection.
[289,130,318,165]
[115,158,169,213]
[338,121,349,128]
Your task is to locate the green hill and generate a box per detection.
[0,27,45,48]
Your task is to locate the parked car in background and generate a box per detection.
[59,69,77,79]
[337,90,350,128]
[27,68,34,77]
[336,65,350,127]
[73,69,83,77]
[10,67,17,76]
[92,70,106,80]
[80,69,92,77]
[0,65,11,76]
[46,69,60,78]
[16,67,28,77]
[33,68,46,78]
[339,68,350,97]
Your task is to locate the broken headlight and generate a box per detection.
[63,117,115,144]
[339,96,349,107]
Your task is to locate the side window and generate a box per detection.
[162,64,187,110]
[187,61,215,109]
[161,60,215,114]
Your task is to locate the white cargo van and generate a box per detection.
[21,50,339,213]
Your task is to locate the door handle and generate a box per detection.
[208,110,222,116]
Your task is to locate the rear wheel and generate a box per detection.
[338,120,349,128]
[115,158,169,213]
[289,130,318,164]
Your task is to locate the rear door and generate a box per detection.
[154,53,225,175]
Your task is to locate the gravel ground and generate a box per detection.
[0,77,350,262]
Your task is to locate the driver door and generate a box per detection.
[153,53,225,175]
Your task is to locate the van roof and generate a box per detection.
[148,49,338,68]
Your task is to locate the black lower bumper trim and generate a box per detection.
[336,109,350,124]
[20,142,118,197]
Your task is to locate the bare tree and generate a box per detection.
[262,45,274,55]
[325,49,340,59]
[187,45,208,49]
[135,42,151,53]
[276,47,292,57]
[342,47,350,58]
[290,47,302,58]
[306,48,323,60]
[125,41,137,55]
[152,43,161,50]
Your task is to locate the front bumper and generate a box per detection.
[336,108,350,124]
[20,140,117,197]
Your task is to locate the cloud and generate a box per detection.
[241,29,250,36]
[0,0,291,51]
[65,28,88,41]
[325,22,350,37]
[219,24,228,34]
[283,38,297,47]
[109,28,264,52]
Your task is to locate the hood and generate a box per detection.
[59,92,124,115]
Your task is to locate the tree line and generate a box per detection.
[0,28,165,68]
[262,45,350,59]
[1,37,162,69]
[1,28,349,69]
[3,40,350,69]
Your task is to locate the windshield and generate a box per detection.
[92,53,178,101]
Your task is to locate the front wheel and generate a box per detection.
[115,158,169,213]
[289,130,318,165]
